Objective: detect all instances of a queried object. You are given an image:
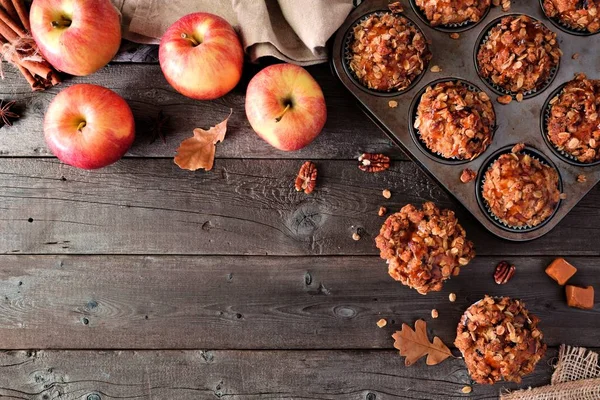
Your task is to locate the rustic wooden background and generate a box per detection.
[0,42,598,399]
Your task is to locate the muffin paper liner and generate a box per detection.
[477,147,563,232]
[475,15,559,99]
[409,78,496,164]
[409,0,491,32]
[541,83,600,167]
[538,0,600,36]
[342,10,429,96]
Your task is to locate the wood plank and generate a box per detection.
[0,348,574,399]
[0,158,598,256]
[0,255,597,349]
[0,62,407,159]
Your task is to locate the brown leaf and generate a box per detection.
[392,319,452,366]
[174,110,232,171]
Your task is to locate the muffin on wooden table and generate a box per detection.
[375,202,475,295]
[482,150,561,228]
[543,0,600,33]
[546,74,600,164]
[477,15,561,95]
[415,0,491,26]
[455,296,546,384]
[348,12,431,92]
[415,81,495,160]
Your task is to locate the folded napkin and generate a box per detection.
[111,0,357,65]
[501,345,600,400]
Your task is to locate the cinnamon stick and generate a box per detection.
[19,58,53,79]
[10,0,28,32]
[0,6,25,37]
[16,63,36,89]
[0,18,17,42]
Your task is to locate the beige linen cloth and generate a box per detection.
[111,0,357,65]
[501,345,600,400]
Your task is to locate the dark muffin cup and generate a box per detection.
[343,11,430,96]
[477,146,563,232]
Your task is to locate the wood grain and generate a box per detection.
[0,348,577,400]
[0,255,596,349]
[0,158,598,256]
[0,62,407,160]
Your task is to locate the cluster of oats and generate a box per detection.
[547,74,600,163]
[349,13,431,92]
[543,0,600,33]
[415,0,491,26]
[477,15,562,94]
[375,202,475,295]
[455,296,546,384]
[415,81,495,160]
[483,152,561,228]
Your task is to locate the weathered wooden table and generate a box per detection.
[0,43,599,399]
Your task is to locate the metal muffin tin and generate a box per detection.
[331,0,600,241]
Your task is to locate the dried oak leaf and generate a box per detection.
[392,319,452,366]
[174,110,232,171]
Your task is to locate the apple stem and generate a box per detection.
[51,17,72,29]
[181,33,200,46]
[274,104,291,123]
[77,121,86,132]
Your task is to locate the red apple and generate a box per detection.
[44,84,135,169]
[245,64,327,151]
[30,0,121,76]
[159,13,244,100]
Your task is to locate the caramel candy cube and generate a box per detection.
[545,258,577,285]
[566,285,595,310]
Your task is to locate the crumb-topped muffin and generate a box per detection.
[415,81,495,160]
[375,202,475,294]
[477,15,562,94]
[349,13,432,91]
[543,0,600,33]
[455,296,546,384]
[482,151,561,228]
[415,0,491,26]
[547,74,600,163]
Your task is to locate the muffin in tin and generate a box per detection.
[348,12,431,92]
[477,15,562,94]
[482,151,561,228]
[543,0,600,33]
[546,74,600,164]
[455,296,546,385]
[375,202,475,295]
[415,81,495,160]
[414,0,491,26]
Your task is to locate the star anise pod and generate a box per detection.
[150,110,170,144]
[0,100,19,128]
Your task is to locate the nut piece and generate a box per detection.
[377,318,388,328]
[560,193,568,200]
[352,232,361,241]
[295,161,317,194]
[461,386,472,394]
[359,153,391,172]
[497,95,513,105]
[577,174,587,183]
[460,168,477,183]
[545,258,577,286]
[382,189,392,199]
[431,309,439,319]
[388,1,403,13]
[378,206,387,217]
[494,261,516,284]
[572,53,580,60]
[430,65,442,73]
[511,142,525,153]
[388,100,398,108]
[450,32,460,40]
[449,292,457,302]
[501,0,511,11]
[516,92,524,102]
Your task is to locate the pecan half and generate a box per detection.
[295,161,317,194]
[359,153,390,172]
[494,261,516,284]
[460,168,477,183]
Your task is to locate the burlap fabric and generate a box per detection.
[501,345,600,400]
[111,0,357,65]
